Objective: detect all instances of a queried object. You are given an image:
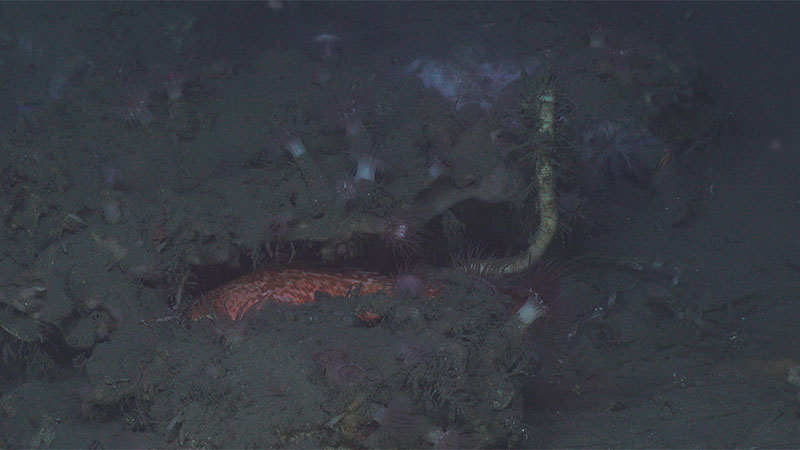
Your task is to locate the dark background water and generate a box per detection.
[1,2,798,448]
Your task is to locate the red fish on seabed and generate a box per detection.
[190,268,440,321]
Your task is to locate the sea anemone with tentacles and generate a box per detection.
[503,258,567,312]
[581,118,662,190]
[348,134,389,182]
[450,243,509,294]
[314,347,369,392]
[374,208,425,260]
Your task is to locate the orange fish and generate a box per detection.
[190,268,439,321]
